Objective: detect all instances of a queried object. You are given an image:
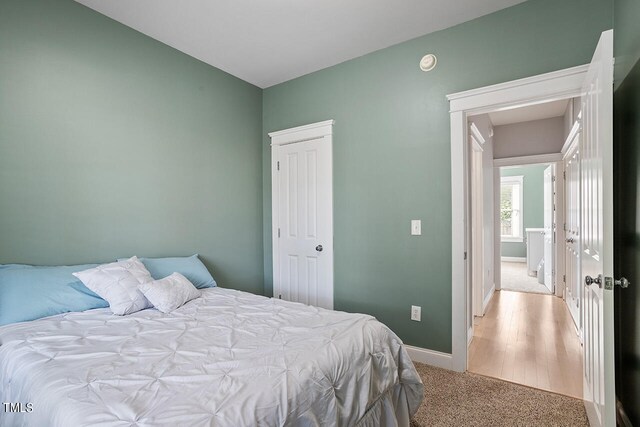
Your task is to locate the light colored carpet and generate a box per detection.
[501,261,550,294]
[410,363,588,427]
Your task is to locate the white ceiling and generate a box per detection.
[75,0,527,88]
[489,99,569,126]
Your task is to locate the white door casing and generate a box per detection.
[554,159,566,299]
[580,30,614,427]
[543,165,554,293]
[449,65,591,372]
[470,127,485,318]
[563,128,582,333]
[269,120,334,310]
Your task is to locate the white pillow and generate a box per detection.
[72,256,153,315]
[138,272,201,313]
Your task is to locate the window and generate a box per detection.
[500,175,523,242]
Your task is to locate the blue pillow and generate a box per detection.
[0,263,109,326]
[118,255,216,289]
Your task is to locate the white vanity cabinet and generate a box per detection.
[525,228,544,276]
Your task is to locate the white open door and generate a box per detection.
[270,121,334,310]
[580,30,614,427]
[543,165,554,293]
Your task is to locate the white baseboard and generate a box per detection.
[405,345,453,370]
[501,256,526,263]
[482,284,495,314]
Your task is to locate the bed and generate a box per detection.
[0,287,423,426]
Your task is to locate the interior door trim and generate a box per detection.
[448,64,589,372]
[269,120,334,308]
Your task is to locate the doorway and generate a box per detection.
[450,31,615,425]
[499,163,554,295]
[465,98,583,397]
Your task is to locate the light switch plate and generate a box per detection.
[411,220,422,236]
[411,305,422,321]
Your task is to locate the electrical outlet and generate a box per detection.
[411,305,421,321]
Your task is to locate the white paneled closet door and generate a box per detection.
[271,121,334,310]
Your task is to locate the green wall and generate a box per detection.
[0,0,264,294]
[614,0,640,422]
[614,0,640,88]
[262,0,612,352]
[0,0,616,355]
[500,165,547,258]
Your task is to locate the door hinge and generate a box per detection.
[464,251,467,260]
[563,171,566,180]
[277,161,280,171]
[277,228,281,238]
[564,223,567,231]
[563,274,566,283]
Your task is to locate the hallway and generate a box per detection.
[468,290,582,398]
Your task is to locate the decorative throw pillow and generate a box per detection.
[72,256,153,315]
[117,254,216,289]
[138,272,201,313]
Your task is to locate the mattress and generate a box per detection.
[0,287,423,426]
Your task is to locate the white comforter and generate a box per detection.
[0,288,423,426]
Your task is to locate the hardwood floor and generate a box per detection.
[468,290,583,398]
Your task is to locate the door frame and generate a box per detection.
[469,123,485,320]
[543,164,556,294]
[494,158,565,299]
[447,65,589,372]
[269,119,335,308]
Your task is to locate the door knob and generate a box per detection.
[315,245,323,252]
[615,277,630,288]
[585,275,602,288]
